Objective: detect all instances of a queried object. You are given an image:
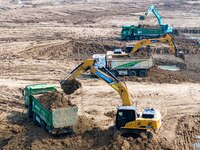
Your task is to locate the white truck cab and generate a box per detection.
[92,54,106,68]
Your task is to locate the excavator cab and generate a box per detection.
[124,46,134,53]
[115,106,137,130]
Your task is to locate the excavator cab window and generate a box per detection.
[114,49,123,54]
[124,46,134,53]
[115,109,136,129]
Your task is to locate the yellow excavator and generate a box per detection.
[124,34,185,61]
[60,59,162,135]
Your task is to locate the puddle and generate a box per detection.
[193,135,200,150]
[157,65,180,71]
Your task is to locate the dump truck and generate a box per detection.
[22,84,78,135]
[121,24,169,40]
[93,50,153,77]
[121,5,172,40]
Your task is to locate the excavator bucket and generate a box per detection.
[60,79,81,95]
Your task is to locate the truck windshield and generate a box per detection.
[123,27,129,31]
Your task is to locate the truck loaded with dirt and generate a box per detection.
[0,0,200,150]
[22,84,78,135]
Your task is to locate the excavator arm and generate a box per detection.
[60,60,162,133]
[145,4,163,25]
[129,34,185,61]
[142,4,173,33]
[60,59,132,106]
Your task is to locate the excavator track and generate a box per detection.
[113,127,154,139]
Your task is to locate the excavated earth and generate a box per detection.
[1,114,200,150]
[37,90,75,109]
[0,0,200,150]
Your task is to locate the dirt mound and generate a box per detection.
[73,115,97,134]
[85,109,99,115]
[174,27,200,35]
[3,112,200,150]
[38,90,75,109]
[107,134,166,150]
[122,67,193,84]
[174,36,200,55]
[61,79,82,95]
[153,54,186,69]
[183,54,200,82]
[20,40,122,60]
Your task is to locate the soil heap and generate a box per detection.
[38,90,75,109]
[122,66,192,84]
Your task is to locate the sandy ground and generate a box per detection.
[0,0,200,149]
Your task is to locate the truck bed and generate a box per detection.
[107,57,153,70]
[31,95,78,129]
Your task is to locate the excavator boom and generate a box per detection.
[146,4,163,25]
[128,34,185,61]
[60,59,132,106]
[143,4,173,33]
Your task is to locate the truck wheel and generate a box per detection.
[28,106,33,118]
[33,112,37,123]
[68,128,73,135]
[139,70,147,77]
[125,36,131,41]
[129,70,137,76]
[25,104,28,108]
[40,120,46,130]
[138,36,142,40]
[110,70,118,77]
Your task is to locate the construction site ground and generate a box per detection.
[0,0,200,149]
